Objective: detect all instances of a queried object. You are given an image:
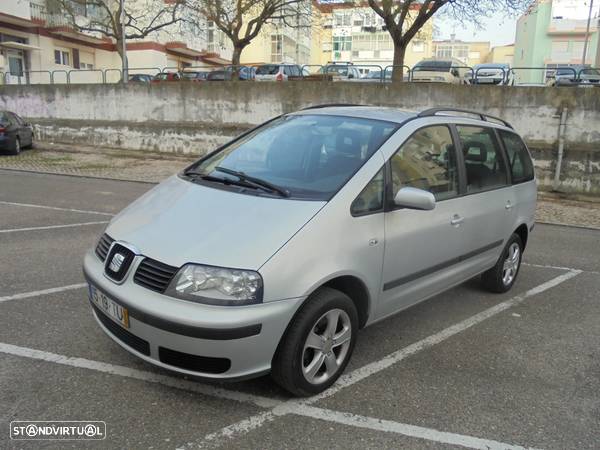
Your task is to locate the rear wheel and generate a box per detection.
[481,233,523,293]
[272,287,358,397]
[9,137,21,155]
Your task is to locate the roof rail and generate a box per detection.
[302,103,363,110]
[418,108,513,129]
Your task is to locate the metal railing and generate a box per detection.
[2,64,598,87]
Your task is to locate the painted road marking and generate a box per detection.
[0,283,87,304]
[0,201,114,217]
[186,269,581,448]
[0,342,280,409]
[0,221,109,234]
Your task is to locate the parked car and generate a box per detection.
[83,105,536,396]
[472,63,511,85]
[411,58,470,84]
[181,70,210,82]
[318,63,362,80]
[152,72,181,82]
[255,64,303,81]
[127,74,154,83]
[0,110,34,155]
[207,66,255,81]
[547,65,600,87]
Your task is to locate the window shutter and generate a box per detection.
[73,48,80,69]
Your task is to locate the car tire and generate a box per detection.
[10,137,21,155]
[481,233,523,293]
[271,287,358,397]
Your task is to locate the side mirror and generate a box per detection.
[394,187,436,211]
[451,68,460,77]
[348,73,354,79]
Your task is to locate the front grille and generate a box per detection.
[95,234,114,261]
[158,346,231,374]
[104,244,135,282]
[134,258,179,293]
[91,302,150,356]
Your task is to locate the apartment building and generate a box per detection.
[311,2,434,73]
[514,0,600,83]
[432,35,491,67]
[485,44,515,65]
[0,0,229,84]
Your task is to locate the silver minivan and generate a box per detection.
[83,106,537,396]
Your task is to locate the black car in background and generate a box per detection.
[0,111,33,155]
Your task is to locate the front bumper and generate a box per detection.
[83,250,304,380]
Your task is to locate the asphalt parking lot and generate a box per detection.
[1,169,599,450]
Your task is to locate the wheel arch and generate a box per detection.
[514,223,529,250]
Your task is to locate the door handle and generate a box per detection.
[505,201,513,210]
[450,215,464,226]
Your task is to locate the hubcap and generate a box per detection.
[301,309,352,385]
[15,139,20,153]
[502,242,521,286]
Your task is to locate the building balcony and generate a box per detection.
[547,18,599,35]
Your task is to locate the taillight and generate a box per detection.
[0,126,5,135]
[276,73,283,81]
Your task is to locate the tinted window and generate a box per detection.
[256,65,280,75]
[351,168,384,215]
[456,126,508,193]
[390,126,459,201]
[499,131,534,184]
[190,115,397,200]
[11,113,24,126]
[290,65,301,76]
[413,61,452,72]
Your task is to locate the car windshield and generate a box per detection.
[187,114,398,200]
[256,65,280,75]
[413,61,452,72]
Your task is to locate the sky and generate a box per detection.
[435,13,519,47]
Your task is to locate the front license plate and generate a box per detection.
[89,284,129,328]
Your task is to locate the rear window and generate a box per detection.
[413,61,452,72]
[256,65,280,75]
[499,130,535,184]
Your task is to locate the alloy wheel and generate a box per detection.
[502,242,520,286]
[301,309,352,385]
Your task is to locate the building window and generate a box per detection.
[54,49,70,66]
[412,41,425,52]
[334,11,352,27]
[333,36,352,52]
[271,34,282,62]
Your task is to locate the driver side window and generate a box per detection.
[390,126,459,201]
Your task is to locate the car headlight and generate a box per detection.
[165,264,263,306]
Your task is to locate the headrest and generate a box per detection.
[463,141,487,162]
[336,129,363,158]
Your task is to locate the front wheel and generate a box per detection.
[271,287,358,397]
[481,234,523,293]
[10,137,21,155]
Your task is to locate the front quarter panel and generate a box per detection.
[259,151,387,323]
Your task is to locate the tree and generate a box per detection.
[365,0,531,82]
[188,0,312,69]
[48,0,185,75]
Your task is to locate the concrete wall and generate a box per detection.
[0,82,599,193]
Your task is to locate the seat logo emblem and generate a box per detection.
[109,253,125,272]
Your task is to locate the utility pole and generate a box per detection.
[120,0,128,84]
[582,0,594,65]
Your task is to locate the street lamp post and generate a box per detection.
[120,0,128,84]
[582,0,595,66]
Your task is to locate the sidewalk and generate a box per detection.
[2,143,600,229]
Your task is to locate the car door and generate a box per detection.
[10,113,32,146]
[377,124,469,319]
[452,124,514,274]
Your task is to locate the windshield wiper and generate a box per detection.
[215,167,290,198]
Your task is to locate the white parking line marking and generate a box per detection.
[0,342,281,409]
[0,201,114,217]
[0,284,87,303]
[177,412,277,449]
[0,221,109,234]
[309,268,582,402]
[286,405,541,450]
[523,262,600,275]
[186,269,581,448]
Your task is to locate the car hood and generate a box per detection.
[106,176,326,270]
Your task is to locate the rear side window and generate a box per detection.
[498,131,534,184]
[256,65,280,75]
[390,126,459,201]
[456,126,508,193]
